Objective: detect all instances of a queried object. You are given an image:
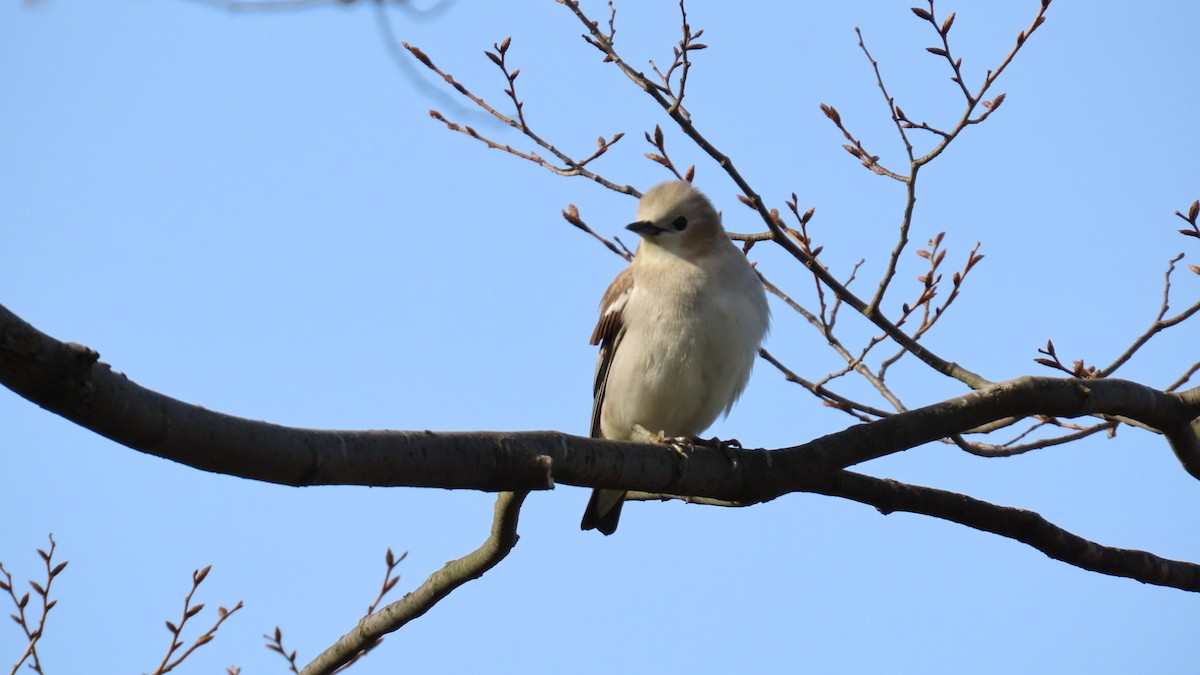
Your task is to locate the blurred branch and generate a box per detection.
[370,1,498,128]
[183,0,355,10]
[188,0,491,126]
[300,491,527,675]
[184,0,454,15]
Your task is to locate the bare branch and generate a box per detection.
[300,491,527,675]
[5,300,1198,499]
[856,26,916,158]
[913,0,1052,167]
[183,0,353,11]
[315,548,409,673]
[3,297,1200,590]
[1,534,64,675]
[757,272,907,414]
[402,41,638,196]
[1102,253,1200,377]
[186,0,454,15]
[643,124,692,180]
[849,1,1048,315]
[818,102,908,181]
[811,469,1200,591]
[911,2,973,103]
[629,463,1200,590]
[727,230,775,243]
[264,627,301,674]
[561,204,633,261]
[758,348,889,421]
[149,566,243,675]
[1167,362,1200,393]
[953,420,1116,457]
[1034,339,1101,379]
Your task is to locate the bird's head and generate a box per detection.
[627,180,725,258]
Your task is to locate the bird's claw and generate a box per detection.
[696,436,742,469]
[630,426,741,467]
[632,424,694,458]
[666,435,695,457]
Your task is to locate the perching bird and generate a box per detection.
[580,180,770,535]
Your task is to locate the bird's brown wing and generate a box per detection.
[582,266,633,535]
[589,266,632,439]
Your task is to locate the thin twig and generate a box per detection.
[264,628,301,674]
[758,348,891,421]
[1167,362,1200,393]
[150,566,243,675]
[403,42,638,196]
[643,124,693,181]
[328,548,408,673]
[1,534,66,675]
[758,272,907,413]
[186,0,454,14]
[953,421,1116,457]
[855,26,914,161]
[1102,253,1200,377]
[561,204,634,261]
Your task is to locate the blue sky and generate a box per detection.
[2,1,1198,673]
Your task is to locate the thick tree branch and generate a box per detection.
[4,301,1199,493]
[813,471,1200,591]
[4,302,1200,590]
[631,464,1200,591]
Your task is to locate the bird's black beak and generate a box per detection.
[626,220,667,236]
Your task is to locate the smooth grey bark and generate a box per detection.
[4,300,1200,591]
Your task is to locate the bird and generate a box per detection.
[580,180,770,535]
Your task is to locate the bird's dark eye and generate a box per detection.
[672,216,688,231]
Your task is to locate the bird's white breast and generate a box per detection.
[599,242,768,441]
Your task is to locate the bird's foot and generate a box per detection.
[696,436,742,469]
[632,423,694,457]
